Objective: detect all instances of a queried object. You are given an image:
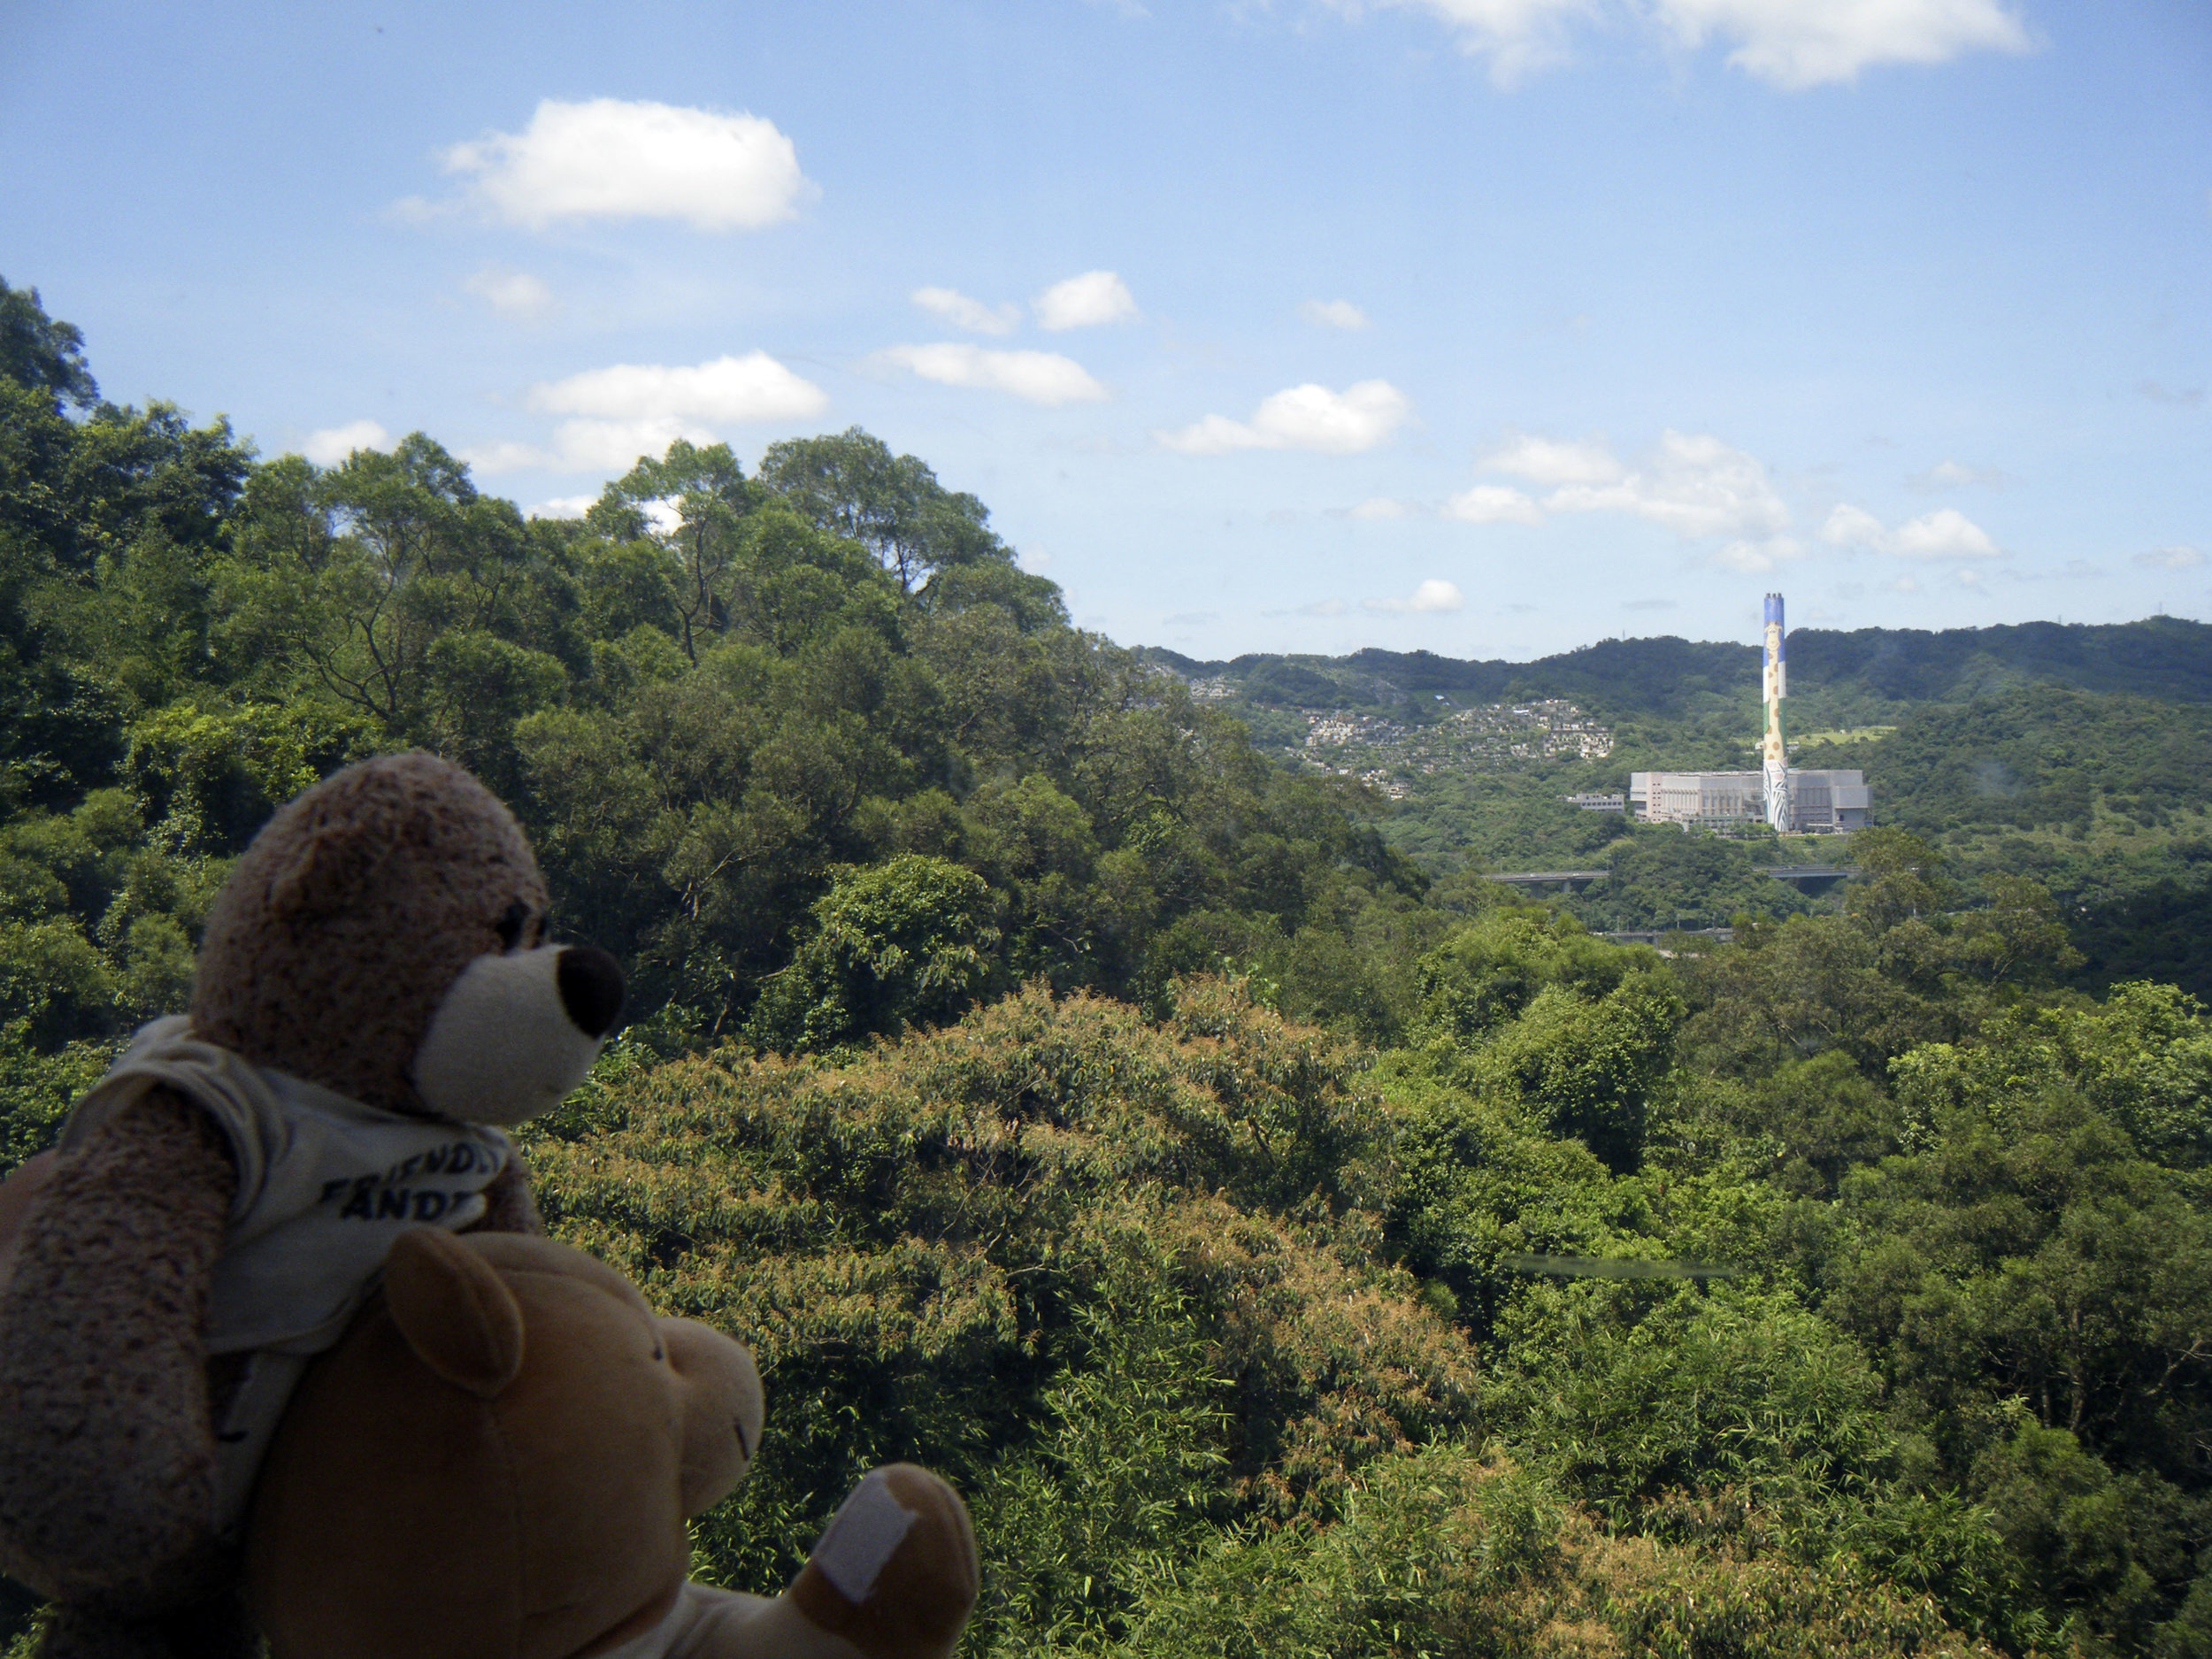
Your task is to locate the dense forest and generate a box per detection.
[1146,616,2212,732]
[1146,623,2212,997]
[10,277,2212,1656]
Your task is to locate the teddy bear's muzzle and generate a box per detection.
[412,943,627,1124]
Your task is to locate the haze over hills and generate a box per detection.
[1139,615,2212,725]
[1141,617,2212,997]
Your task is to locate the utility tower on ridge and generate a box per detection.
[1760,593,1791,833]
[1626,591,1870,833]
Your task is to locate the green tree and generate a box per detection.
[588,440,755,664]
[1950,872,2085,987]
[0,278,96,411]
[747,854,999,1050]
[217,435,576,742]
[1411,906,1657,1048]
[1594,826,1811,933]
[758,426,1003,594]
[1816,1052,2212,1647]
[1474,976,1680,1170]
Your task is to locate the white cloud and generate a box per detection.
[1343,0,1595,86]
[1545,430,1789,540]
[1302,598,1348,617]
[463,423,726,476]
[875,343,1109,406]
[1892,574,1922,593]
[912,286,1020,335]
[1158,380,1410,456]
[459,439,561,475]
[1364,579,1465,614]
[527,495,597,519]
[527,353,828,424]
[1709,535,1804,573]
[641,500,687,536]
[2135,545,2206,570]
[463,265,556,319]
[1442,484,1543,524]
[440,98,809,231]
[1909,457,2004,490]
[1481,432,1624,486]
[554,420,724,472]
[1349,496,1411,519]
[1820,503,1889,547]
[1034,270,1137,330]
[465,352,831,476]
[1654,0,2034,88]
[1894,509,2001,558]
[1333,0,2031,87]
[1299,299,1371,330]
[1820,503,2002,559]
[1018,547,1053,572]
[301,420,390,465]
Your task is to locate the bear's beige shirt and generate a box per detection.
[59,1015,514,1535]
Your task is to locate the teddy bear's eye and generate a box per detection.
[494,901,530,951]
[651,1340,665,1363]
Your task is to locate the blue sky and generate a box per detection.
[4,0,2207,661]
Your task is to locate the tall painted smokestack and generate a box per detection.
[1761,592,1791,833]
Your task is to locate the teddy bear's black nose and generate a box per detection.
[556,945,626,1038]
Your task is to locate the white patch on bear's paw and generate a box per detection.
[411,947,605,1125]
[810,1470,918,1604]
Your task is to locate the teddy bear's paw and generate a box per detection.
[787,1465,979,1659]
[36,1594,255,1659]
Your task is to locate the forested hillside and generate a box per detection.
[1146,615,2212,731]
[1144,618,2212,992]
[0,277,1431,1079]
[11,279,2212,1656]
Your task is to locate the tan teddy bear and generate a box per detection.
[246,1226,980,1659]
[0,752,626,1659]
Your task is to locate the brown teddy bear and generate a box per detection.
[246,1226,980,1659]
[0,752,627,1659]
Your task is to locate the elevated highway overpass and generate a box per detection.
[1481,864,1856,892]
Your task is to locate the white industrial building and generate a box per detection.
[1792,770,1874,833]
[1629,769,1870,833]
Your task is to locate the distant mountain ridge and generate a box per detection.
[1141,615,2212,721]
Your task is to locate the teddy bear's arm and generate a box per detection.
[680,1468,980,1659]
[0,1084,235,1611]
[472,1152,543,1235]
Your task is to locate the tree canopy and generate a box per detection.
[11,279,2212,1656]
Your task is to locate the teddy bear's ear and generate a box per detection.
[267,821,388,921]
[382,1228,526,1398]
